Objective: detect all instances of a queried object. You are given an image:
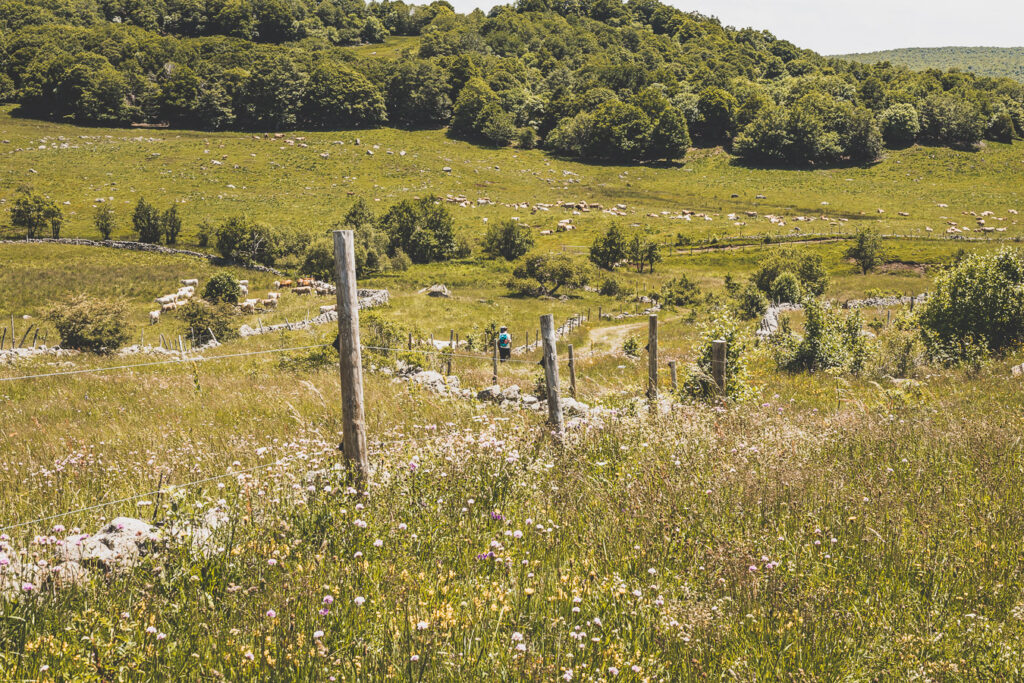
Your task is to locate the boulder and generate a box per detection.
[410,371,449,393]
[423,284,450,298]
[477,385,502,402]
[562,398,590,416]
[521,394,539,406]
[501,384,521,401]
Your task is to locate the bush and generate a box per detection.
[509,253,590,297]
[390,250,412,272]
[917,249,1024,360]
[599,277,623,297]
[46,295,130,353]
[682,315,753,401]
[132,199,162,243]
[179,300,236,345]
[879,103,920,148]
[751,248,828,298]
[301,238,334,282]
[845,227,885,274]
[161,206,182,244]
[870,326,926,379]
[736,282,769,319]
[772,300,868,374]
[769,271,802,304]
[590,224,627,270]
[482,219,534,261]
[94,205,115,240]
[659,275,700,307]
[203,272,242,304]
[214,216,280,266]
[196,220,212,248]
[623,336,641,357]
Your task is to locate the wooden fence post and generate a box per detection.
[568,344,576,398]
[712,339,727,396]
[647,314,658,401]
[598,306,602,321]
[408,332,413,350]
[669,360,677,392]
[540,314,563,431]
[447,329,454,375]
[492,338,499,385]
[0,327,5,350]
[333,229,370,483]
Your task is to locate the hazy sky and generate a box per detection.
[447,0,1024,55]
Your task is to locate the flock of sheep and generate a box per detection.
[148,277,337,325]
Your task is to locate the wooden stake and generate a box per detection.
[669,360,677,392]
[540,314,563,431]
[647,314,658,401]
[568,344,576,398]
[492,338,498,385]
[0,328,6,350]
[10,316,16,349]
[333,229,370,483]
[408,332,413,350]
[712,339,727,396]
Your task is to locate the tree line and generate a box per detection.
[1,0,1023,166]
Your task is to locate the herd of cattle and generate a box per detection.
[148,277,336,324]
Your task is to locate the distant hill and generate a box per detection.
[836,47,1024,81]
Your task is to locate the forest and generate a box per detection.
[2,0,1023,166]
[839,47,1024,83]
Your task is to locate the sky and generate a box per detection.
[446,0,1024,55]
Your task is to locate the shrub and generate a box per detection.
[196,220,212,248]
[623,336,641,357]
[379,197,456,264]
[845,227,885,274]
[599,277,623,297]
[482,219,534,261]
[659,275,700,307]
[161,205,182,244]
[179,300,236,345]
[870,326,926,379]
[751,248,828,298]
[46,295,130,353]
[879,103,920,147]
[203,272,242,304]
[590,224,627,270]
[773,300,868,374]
[301,238,334,282]
[917,249,1024,360]
[214,216,280,266]
[132,199,162,243]
[94,205,115,240]
[682,315,753,401]
[769,271,802,304]
[736,282,769,319]
[390,250,412,272]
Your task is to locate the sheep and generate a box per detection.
[239,299,257,313]
[267,292,280,301]
[180,278,199,287]
[161,301,179,312]
[237,280,249,286]
[297,278,314,287]
[239,285,248,298]
[156,295,175,305]
[261,298,278,309]
[292,286,313,295]
[320,304,337,315]
[277,279,294,288]
[149,310,161,324]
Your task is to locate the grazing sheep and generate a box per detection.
[149,310,161,324]
[237,280,249,286]
[239,300,256,313]
[261,298,278,309]
[180,278,199,287]
[277,279,294,288]
[267,292,280,301]
[239,285,248,298]
[156,295,175,305]
[292,286,313,295]
[161,302,178,312]
[320,304,337,314]
[297,278,314,287]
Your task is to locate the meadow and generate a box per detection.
[3,108,1024,680]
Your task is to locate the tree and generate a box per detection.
[132,199,162,243]
[482,219,534,261]
[303,62,387,128]
[625,233,662,273]
[843,107,882,163]
[11,190,62,239]
[845,227,885,274]
[919,94,984,148]
[385,60,452,127]
[161,205,182,244]
[378,197,456,263]
[751,248,828,298]
[918,249,1024,357]
[203,272,242,304]
[179,300,237,345]
[94,205,115,240]
[659,274,700,307]
[696,86,737,144]
[589,224,627,270]
[450,77,500,139]
[509,253,590,296]
[214,216,280,266]
[647,106,691,160]
[879,103,920,148]
[237,54,305,130]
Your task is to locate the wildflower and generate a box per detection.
[513,530,523,539]
[53,524,65,533]
[511,632,524,642]
[631,589,642,598]
[515,643,526,652]
[648,568,657,575]
[748,565,757,572]
[631,665,641,673]
[410,655,420,662]
[157,633,167,640]
[373,539,383,548]
[266,610,276,619]
[267,558,277,566]
[354,596,365,606]
[319,608,329,616]
[146,626,157,634]
[398,523,408,531]
[354,551,363,559]
[608,667,619,676]
[416,621,429,630]
[244,652,255,661]
[314,630,324,639]
[563,669,574,681]
[354,519,367,529]
[323,595,334,605]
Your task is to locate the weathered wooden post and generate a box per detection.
[647,314,658,401]
[9,316,15,350]
[712,339,727,396]
[333,229,370,483]
[447,329,454,375]
[492,338,499,385]
[540,314,563,431]
[0,327,6,351]
[408,332,413,350]
[568,344,577,398]
[669,360,678,392]
[598,306,602,321]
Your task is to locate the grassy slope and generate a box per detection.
[836,46,1024,81]
[4,109,1024,678]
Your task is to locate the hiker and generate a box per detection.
[498,326,512,362]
